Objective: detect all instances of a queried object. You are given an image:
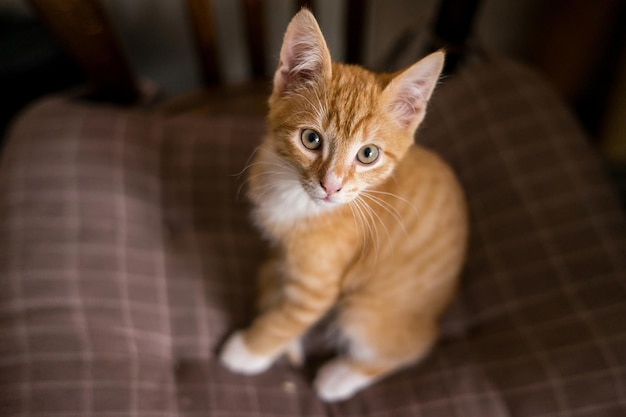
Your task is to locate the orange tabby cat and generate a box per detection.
[220,9,468,402]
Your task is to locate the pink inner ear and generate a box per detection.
[387,80,429,128]
[385,52,444,129]
[274,12,331,96]
[279,53,319,86]
[275,43,327,95]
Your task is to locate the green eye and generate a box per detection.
[356,145,380,164]
[301,129,322,151]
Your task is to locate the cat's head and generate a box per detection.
[263,9,443,209]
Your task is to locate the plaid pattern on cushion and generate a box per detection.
[1,58,625,417]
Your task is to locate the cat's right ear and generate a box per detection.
[273,9,332,96]
[382,51,445,131]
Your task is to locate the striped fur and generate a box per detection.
[220,9,468,402]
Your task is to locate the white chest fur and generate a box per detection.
[251,149,331,227]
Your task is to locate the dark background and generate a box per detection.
[1,0,625,202]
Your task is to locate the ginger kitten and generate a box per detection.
[219,9,468,402]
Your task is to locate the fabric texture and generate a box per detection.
[1,58,625,417]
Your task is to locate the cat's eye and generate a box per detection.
[356,145,380,164]
[301,129,322,151]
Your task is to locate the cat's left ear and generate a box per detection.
[382,51,445,130]
[273,9,332,96]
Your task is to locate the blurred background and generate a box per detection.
[1,0,625,201]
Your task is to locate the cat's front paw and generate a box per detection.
[219,331,274,375]
[314,359,375,402]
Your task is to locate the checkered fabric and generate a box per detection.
[1,58,625,417]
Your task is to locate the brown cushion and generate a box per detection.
[1,58,625,416]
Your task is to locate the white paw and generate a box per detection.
[219,331,274,375]
[314,359,375,402]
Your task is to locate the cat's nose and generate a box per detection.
[320,171,344,197]
[320,179,342,196]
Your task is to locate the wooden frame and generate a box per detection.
[28,0,139,103]
[28,0,482,103]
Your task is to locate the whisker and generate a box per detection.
[360,191,408,237]
[366,189,420,215]
[361,191,403,219]
[236,170,295,201]
[234,147,299,178]
[241,160,299,175]
[231,145,264,177]
[348,201,368,262]
[360,196,392,246]
[353,197,379,262]
[253,181,300,202]
[234,148,303,202]
[254,183,285,198]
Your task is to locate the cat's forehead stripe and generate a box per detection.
[325,71,381,139]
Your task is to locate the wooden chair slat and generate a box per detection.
[186,0,221,86]
[28,0,139,103]
[241,0,267,80]
[431,0,482,73]
[345,0,368,65]
[27,0,480,105]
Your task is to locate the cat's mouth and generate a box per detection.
[311,192,351,208]
[318,196,337,206]
[312,195,336,206]
[307,191,339,207]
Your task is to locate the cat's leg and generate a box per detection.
[221,234,350,375]
[256,255,282,313]
[220,275,338,374]
[314,310,437,402]
[255,257,305,367]
[220,297,336,374]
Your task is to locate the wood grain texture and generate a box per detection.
[28,0,139,103]
[186,0,221,86]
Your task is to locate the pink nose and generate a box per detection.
[320,179,342,196]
